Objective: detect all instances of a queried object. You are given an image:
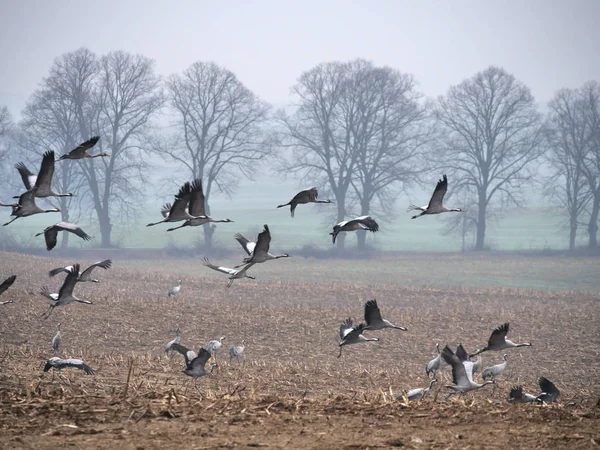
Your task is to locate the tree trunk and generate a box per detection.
[588,195,600,249]
[475,197,487,251]
[203,202,214,250]
[356,198,370,251]
[99,209,112,248]
[335,194,346,252]
[569,211,577,251]
[60,207,70,249]
[203,223,215,250]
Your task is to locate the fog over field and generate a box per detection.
[0,2,599,448]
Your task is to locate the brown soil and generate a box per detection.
[0,251,599,449]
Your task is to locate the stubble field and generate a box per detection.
[0,251,599,449]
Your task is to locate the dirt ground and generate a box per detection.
[0,251,599,449]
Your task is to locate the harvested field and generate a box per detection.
[0,251,599,449]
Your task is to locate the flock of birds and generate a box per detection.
[0,137,560,404]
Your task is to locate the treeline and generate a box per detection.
[0,48,598,252]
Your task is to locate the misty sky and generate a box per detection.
[1,0,599,118]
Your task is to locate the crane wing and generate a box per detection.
[190,348,211,369]
[0,275,16,296]
[42,226,60,251]
[161,203,172,218]
[63,358,95,375]
[538,377,559,402]
[66,136,100,158]
[80,259,111,278]
[234,233,255,255]
[201,257,235,275]
[364,299,383,325]
[456,343,470,362]
[187,178,206,217]
[441,345,469,387]
[427,174,448,209]
[339,318,355,340]
[48,266,72,277]
[356,216,379,232]
[169,181,193,218]
[56,222,92,241]
[253,224,271,255]
[509,385,524,402]
[35,151,56,191]
[14,162,36,190]
[488,323,509,346]
[58,263,80,298]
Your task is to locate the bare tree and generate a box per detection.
[18,76,92,248]
[277,61,363,250]
[436,66,544,251]
[546,88,592,250]
[75,51,163,247]
[348,64,432,249]
[0,106,14,196]
[161,62,271,248]
[580,81,600,249]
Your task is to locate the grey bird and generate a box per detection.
[147,179,207,227]
[229,340,246,363]
[276,187,332,217]
[338,318,379,358]
[205,337,225,359]
[426,343,442,377]
[404,378,438,402]
[470,323,532,357]
[234,233,256,256]
[441,345,494,397]
[166,178,232,231]
[168,280,182,297]
[59,136,104,160]
[508,385,540,403]
[508,377,560,404]
[49,260,112,282]
[165,327,181,355]
[172,346,216,378]
[201,257,256,288]
[235,225,290,266]
[482,354,508,380]
[408,174,462,219]
[169,342,198,366]
[14,151,74,198]
[329,216,379,244]
[3,190,60,226]
[36,222,92,251]
[43,357,95,375]
[363,299,407,331]
[52,323,62,353]
[537,377,560,404]
[40,263,93,319]
[0,275,16,304]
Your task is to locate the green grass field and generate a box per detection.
[0,180,590,252]
[0,204,580,253]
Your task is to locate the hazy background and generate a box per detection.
[1,0,599,253]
